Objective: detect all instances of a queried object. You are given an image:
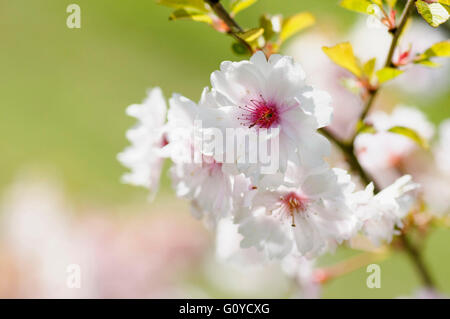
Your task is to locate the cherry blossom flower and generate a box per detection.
[355,106,434,187]
[163,94,252,227]
[198,51,332,182]
[236,164,357,259]
[117,87,167,198]
[281,254,321,298]
[351,175,419,246]
[286,30,363,141]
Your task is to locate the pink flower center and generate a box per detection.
[280,192,309,227]
[238,95,280,129]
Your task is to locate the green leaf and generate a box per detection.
[415,59,441,67]
[423,40,450,58]
[230,0,258,16]
[371,0,383,7]
[259,14,275,41]
[236,28,264,42]
[376,67,403,83]
[388,126,429,149]
[415,40,450,66]
[415,0,450,27]
[386,0,397,8]
[356,120,377,134]
[322,42,362,77]
[279,12,315,42]
[231,42,250,55]
[169,9,213,24]
[363,58,377,79]
[340,0,373,14]
[438,0,450,6]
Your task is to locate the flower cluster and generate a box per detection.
[118,51,420,262]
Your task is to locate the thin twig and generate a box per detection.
[384,0,417,68]
[319,127,379,191]
[204,0,254,53]
[350,0,417,143]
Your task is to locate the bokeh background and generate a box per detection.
[1,0,449,298]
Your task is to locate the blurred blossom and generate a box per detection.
[78,213,208,298]
[0,175,208,298]
[435,119,450,176]
[411,120,450,216]
[117,87,167,199]
[204,218,291,298]
[213,217,323,298]
[286,29,363,140]
[281,254,321,299]
[398,288,448,299]
[350,175,420,246]
[215,218,264,265]
[0,177,94,298]
[355,105,434,187]
[349,19,449,97]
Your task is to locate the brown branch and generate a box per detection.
[322,0,436,289]
[398,233,436,288]
[319,128,380,192]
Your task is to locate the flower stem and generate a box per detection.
[384,0,417,69]
[204,0,254,53]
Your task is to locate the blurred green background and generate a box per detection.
[1,0,449,298]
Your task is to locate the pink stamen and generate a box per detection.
[237,95,280,129]
[280,192,310,227]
